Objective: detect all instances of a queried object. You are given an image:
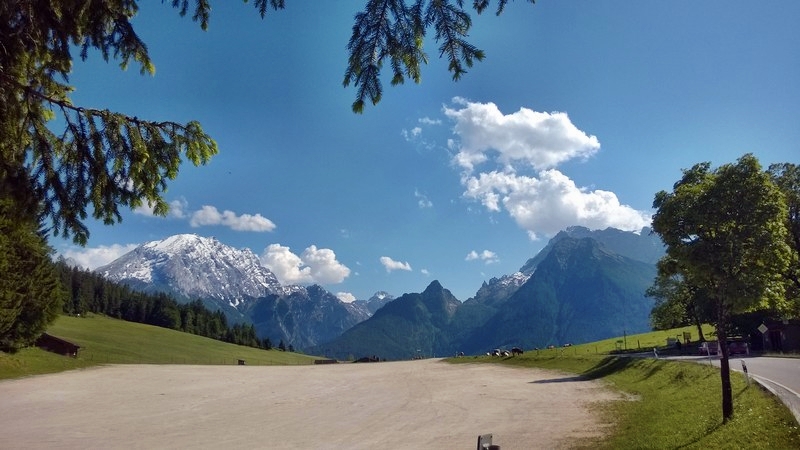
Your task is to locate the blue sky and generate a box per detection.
[58,1,800,302]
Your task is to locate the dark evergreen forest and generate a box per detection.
[53,259,272,351]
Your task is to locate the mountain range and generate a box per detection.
[97,234,391,347]
[96,227,663,358]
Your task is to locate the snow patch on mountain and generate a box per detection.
[96,234,282,308]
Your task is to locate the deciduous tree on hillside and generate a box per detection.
[651,153,792,422]
[647,257,709,342]
[768,163,800,315]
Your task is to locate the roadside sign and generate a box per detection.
[758,323,768,334]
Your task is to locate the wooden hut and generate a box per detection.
[36,333,80,357]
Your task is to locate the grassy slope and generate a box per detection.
[540,324,713,355]
[450,326,800,449]
[0,314,317,379]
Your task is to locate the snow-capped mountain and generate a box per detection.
[95,234,397,350]
[96,234,282,308]
[466,272,530,307]
[353,291,395,315]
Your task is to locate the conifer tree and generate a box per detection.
[0,175,65,351]
[0,1,222,245]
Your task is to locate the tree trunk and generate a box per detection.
[689,297,705,342]
[694,317,705,342]
[716,322,733,422]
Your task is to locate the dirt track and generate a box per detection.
[0,359,619,449]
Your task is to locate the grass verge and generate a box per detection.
[451,353,800,449]
[0,314,316,380]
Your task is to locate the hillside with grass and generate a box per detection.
[0,314,317,380]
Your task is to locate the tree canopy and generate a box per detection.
[0,1,218,245]
[646,257,711,341]
[344,0,535,112]
[651,153,792,422]
[768,163,800,314]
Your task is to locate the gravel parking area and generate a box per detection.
[0,359,620,449]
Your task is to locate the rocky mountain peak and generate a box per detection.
[423,280,444,294]
[96,234,281,308]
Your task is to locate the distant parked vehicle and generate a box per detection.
[698,340,749,356]
[728,341,749,355]
[698,341,719,355]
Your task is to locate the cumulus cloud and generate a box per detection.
[190,205,276,232]
[133,203,156,217]
[134,200,276,233]
[260,244,350,285]
[379,256,412,273]
[444,98,650,239]
[465,249,500,264]
[168,199,189,219]
[444,98,600,172]
[301,245,352,284]
[133,198,188,219]
[61,244,139,270]
[463,169,651,239]
[336,292,357,303]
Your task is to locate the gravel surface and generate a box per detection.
[0,359,620,449]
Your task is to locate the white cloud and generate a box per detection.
[420,268,430,276]
[260,244,350,285]
[133,203,155,216]
[379,256,412,273]
[401,126,423,141]
[61,244,139,270]
[168,199,189,219]
[336,292,357,303]
[261,244,310,284]
[415,189,433,208]
[300,245,351,284]
[190,205,276,232]
[465,249,499,264]
[443,98,600,172]
[463,169,651,239]
[443,99,651,239]
[133,198,188,219]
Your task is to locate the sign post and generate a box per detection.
[741,360,750,386]
[758,323,768,351]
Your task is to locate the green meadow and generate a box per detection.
[524,324,714,356]
[0,314,315,379]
